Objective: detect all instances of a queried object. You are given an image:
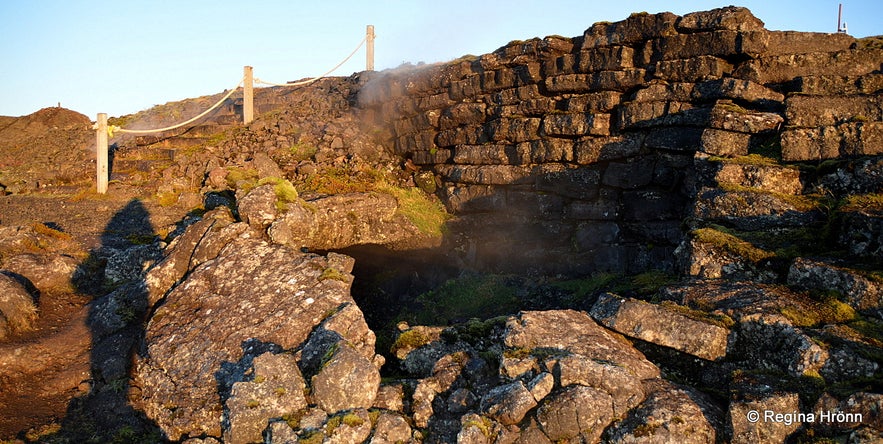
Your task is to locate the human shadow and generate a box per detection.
[51,199,166,442]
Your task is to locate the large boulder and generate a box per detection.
[661,281,834,376]
[696,155,802,195]
[132,231,377,441]
[499,310,661,442]
[144,207,244,307]
[535,385,614,443]
[693,186,822,231]
[310,342,381,413]
[369,412,412,444]
[480,381,537,426]
[236,184,280,229]
[590,293,732,361]
[2,253,79,294]
[740,314,830,378]
[676,232,779,282]
[676,6,765,32]
[781,122,883,161]
[503,310,660,380]
[267,192,422,250]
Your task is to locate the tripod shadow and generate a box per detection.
[52,199,165,442]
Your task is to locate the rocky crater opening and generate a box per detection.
[2,6,883,444]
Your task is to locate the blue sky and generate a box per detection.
[1,0,879,119]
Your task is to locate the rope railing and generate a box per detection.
[254,36,367,88]
[110,78,245,137]
[93,25,376,193]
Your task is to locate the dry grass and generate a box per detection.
[70,187,118,202]
[31,222,72,241]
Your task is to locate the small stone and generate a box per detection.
[480,381,537,426]
[526,372,554,402]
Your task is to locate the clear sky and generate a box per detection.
[1,0,879,120]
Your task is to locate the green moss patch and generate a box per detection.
[708,153,790,167]
[225,166,260,190]
[390,329,432,355]
[779,292,857,328]
[660,300,736,329]
[289,142,317,162]
[552,273,618,303]
[409,274,521,326]
[693,226,776,263]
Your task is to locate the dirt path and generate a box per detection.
[0,191,191,439]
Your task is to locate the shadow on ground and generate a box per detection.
[48,199,166,443]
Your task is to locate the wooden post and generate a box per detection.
[837,3,843,32]
[243,65,254,124]
[366,25,375,71]
[96,113,108,194]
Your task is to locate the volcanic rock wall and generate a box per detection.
[355,7,882,276]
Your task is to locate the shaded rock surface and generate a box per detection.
[788,257,883,313]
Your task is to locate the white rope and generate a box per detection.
[255,36,367,87]
[114,78,245,135]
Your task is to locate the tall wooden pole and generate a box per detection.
[837,3,843,32]
[243,66,254,124]
[366,25,375,71]
[96,113,108,194]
